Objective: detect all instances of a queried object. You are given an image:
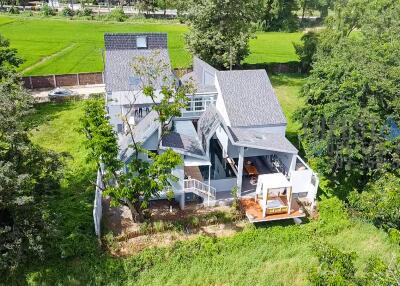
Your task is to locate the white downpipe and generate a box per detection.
[208,165,211,206]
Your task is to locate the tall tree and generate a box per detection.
[261,0,299,32]
[0,34,63,274]
[82,51,192,222]
[185,0,260,69]
[295,0,400,194]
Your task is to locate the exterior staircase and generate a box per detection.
[183,178,216,206]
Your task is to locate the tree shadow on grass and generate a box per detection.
[24,101,76,130]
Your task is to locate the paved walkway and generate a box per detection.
[30,84,105,102]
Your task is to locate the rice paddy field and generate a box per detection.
[0,15,302,75]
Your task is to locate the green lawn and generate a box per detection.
[0,16,301,75]
[16,76,399,285]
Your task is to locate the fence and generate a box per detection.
[93,167,104,239]
[21,72,104,89]
[21,63,303,90]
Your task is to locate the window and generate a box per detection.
[136,36,147,48]
[117,124,123,133]
[203,70,214,86]
[129,75,140,86]
[194,98,204,111]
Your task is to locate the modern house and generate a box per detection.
[103,32,319,223]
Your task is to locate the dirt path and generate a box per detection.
[22,43,77,74]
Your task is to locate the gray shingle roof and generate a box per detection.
[197,104,222,153]
[162,132,205,157]
[105,49,172,92]
[104,33,167,50]
[216,70,287,127]
[228,127,298,154]
[119,110,159,162]
[104,33,173,93]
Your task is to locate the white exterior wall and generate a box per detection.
[215,126,229,157]
[142,131,159,151]
[210,178,237,192]
[244,125,287,135]
[108,104,123,132]
[215,79,231,126]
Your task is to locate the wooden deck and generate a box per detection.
[240,197,306,222]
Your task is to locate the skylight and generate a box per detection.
[136,36,147,48]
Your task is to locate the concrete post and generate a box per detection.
[236,146,244,197]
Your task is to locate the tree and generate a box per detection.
[295,0,400,193]
[82,51,192,222]
[81,97,121,172]
[185,0,260,69]
[0,34,63,274]
[293,31,319,72]
[261,0,299,32]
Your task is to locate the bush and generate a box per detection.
[61,7,74,17]
[60,233,97,258]
[348,173,400,231]
[317,197,350,235]
[8,6,20,14]
[41,4,56,16]
[106,8,128,22]
[309,241,357,286]
[77,7,93,17]
[293,31,319,73]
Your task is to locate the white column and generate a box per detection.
[179,193,185,210]
[236,146,244,197]
[208,164,211,206]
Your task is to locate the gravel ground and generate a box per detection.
[29,84,105,102]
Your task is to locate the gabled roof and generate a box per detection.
[228,127,298,154]
[197,104,222,153]
[161,121,207,159]
[162,132,205,157]
[118,110,159,162]
[216,70,287,127]
[104,33,173,93]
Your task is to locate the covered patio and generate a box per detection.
[241,173,306,222]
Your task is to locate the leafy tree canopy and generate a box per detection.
[185,0,260,69]
[0,34,63,274]
[295,0,400,194]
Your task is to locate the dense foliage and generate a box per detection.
[296,0,400,193]
[309,241,400,285]
[82,52,190,222]
[293,31,319,72]
[81,98,120,172]
[0,34,63,274]
[261,0,299,32]
[185,0,259,69]
[349,173,400,232]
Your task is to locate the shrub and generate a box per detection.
[348,173,400,231]
[309,241,357,285]
[293,31,319,73]
[60,233,97,258]
[61,7,75,17]
[77,7,93,17]
[317,197,350,235]
[41,4,56,16]
[106,8,128,22]
[8,6,20,14]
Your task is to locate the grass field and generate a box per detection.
[0,16,302,75]
[15,75,398,285]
